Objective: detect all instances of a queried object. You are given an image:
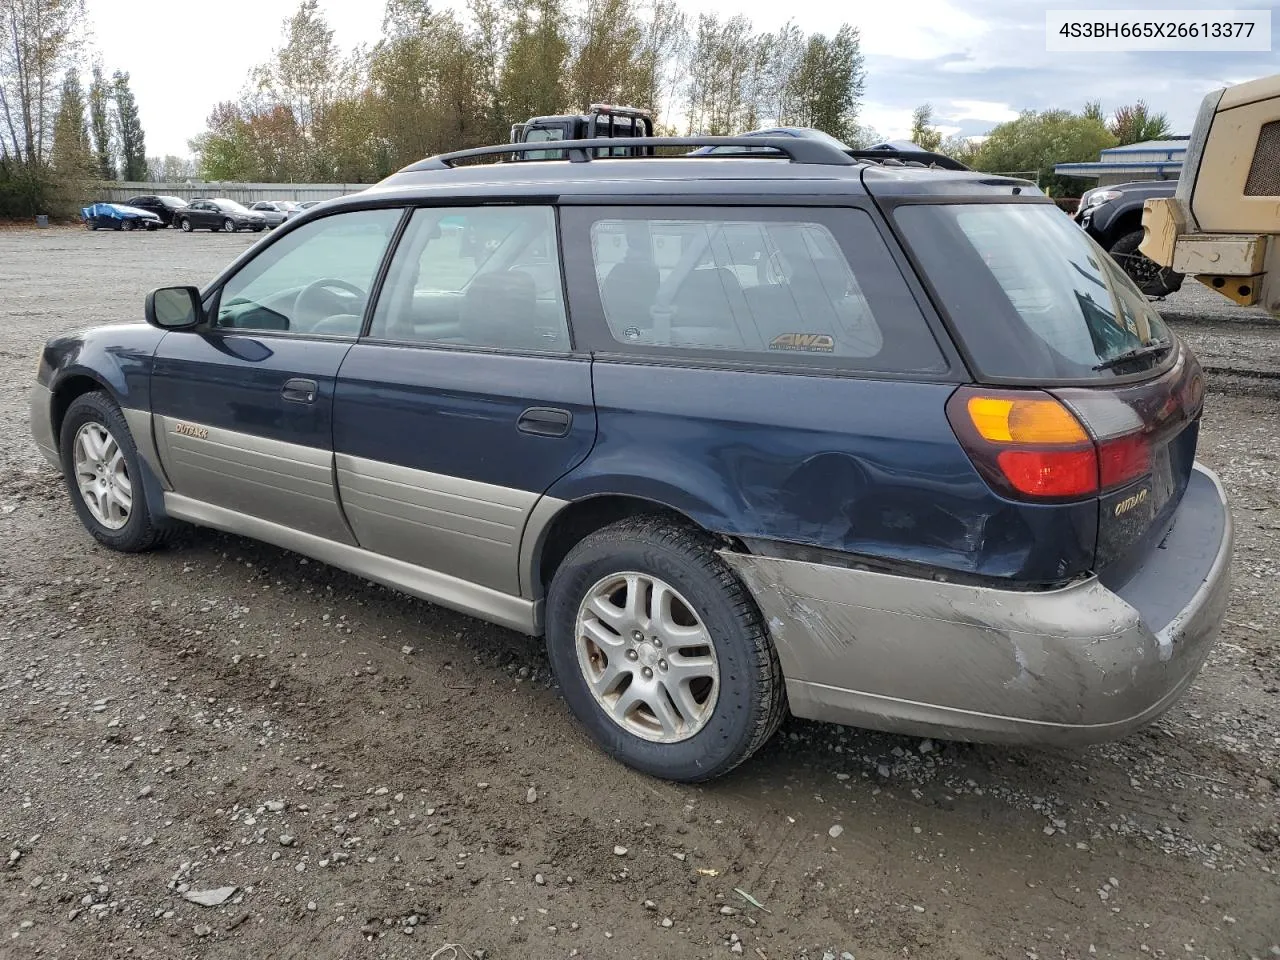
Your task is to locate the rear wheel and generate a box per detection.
[121,220,134,232]
[85,220,96,231]
[59,392,166,553]
[1110,229,1183,297]
[222,218,236,233]
[545,517,786,782]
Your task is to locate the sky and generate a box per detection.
[84,0,1280,158]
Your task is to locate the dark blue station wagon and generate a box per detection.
[30,136,1233,782]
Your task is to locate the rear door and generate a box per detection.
[150,207,404,542]
[332,204,595,596]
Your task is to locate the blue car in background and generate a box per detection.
[82,202,163,232]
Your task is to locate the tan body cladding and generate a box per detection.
[1141,72,1280,315]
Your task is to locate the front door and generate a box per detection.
[150,206,405,543]
[332,204,596,596]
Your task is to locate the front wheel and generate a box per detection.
[1110,229,1183,297]
[545,517,786,782]
[179,218,192,232]
[222,218,237,233]
[121,219,134,232]
[59,392,167,552]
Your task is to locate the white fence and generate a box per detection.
[92,182,371,204]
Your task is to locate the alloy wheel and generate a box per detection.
[72,421,132,530]
[574,572,720,743]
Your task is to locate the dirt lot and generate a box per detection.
[1,228,1277,960]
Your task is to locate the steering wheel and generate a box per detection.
[294,278,366,332]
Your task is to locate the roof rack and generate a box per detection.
[403,135,860,171]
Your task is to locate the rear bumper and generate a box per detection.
[722,463,1233,746]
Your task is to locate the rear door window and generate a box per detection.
[894,203,1171,380]
[563,206,947,374]
[367,206,569,352]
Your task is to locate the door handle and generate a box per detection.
[282,378,319,403]
[517,406,572,438]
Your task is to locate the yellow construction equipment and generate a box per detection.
[1141,72,1280,316]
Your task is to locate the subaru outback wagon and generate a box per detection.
[30,135,1233,782]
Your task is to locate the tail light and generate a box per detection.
[947,387,1151,502]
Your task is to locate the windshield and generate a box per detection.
[895,203,1170,380]
[216,199,249,213]
[159,196,186,206]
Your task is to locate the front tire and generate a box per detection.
[1110,229,1183,297]
[59,392,166,553]
[545,517,786,782]
[121,219,134,232]
[222,218,237,233]
[179,218,192,232]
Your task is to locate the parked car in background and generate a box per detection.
[175,199,267,233]
[283,199,327,221]
[81,202,163,232]
[249,200,301,227]
[32,133,1230,783]
[123,195,189,227]
[1074,179,1184,297]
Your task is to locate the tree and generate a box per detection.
[50,68,90,178]
[909,103,943,151]
[684,14,756,135]
[938,133,980,166]
[500,0,571,126]
[146,154,196,181]
[87,61,113,180]
[568,0,645,114]
[783,25,864,143]
[972,109,1117,195]
[112,70,146,180]
[247,0,347,180]
[0,0,85,214]
[1108,99,1172,145]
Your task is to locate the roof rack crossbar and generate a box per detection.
[845,148,969,171]
[405,136,860,171]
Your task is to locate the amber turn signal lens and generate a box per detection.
[966,396,1089,445]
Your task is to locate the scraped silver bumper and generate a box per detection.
[722,463,1233,746]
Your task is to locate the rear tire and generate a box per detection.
[222,218,236,233]
[545,517,786,782]
[121,220,134,232]
[59,392,167,553]
[1110,229,1183,297]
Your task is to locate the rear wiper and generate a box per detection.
[1093,339,1173,371]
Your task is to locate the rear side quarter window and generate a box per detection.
[561,205,948,375]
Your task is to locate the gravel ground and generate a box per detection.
[1,228,1278,960]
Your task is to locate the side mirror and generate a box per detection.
[145,286,203,330]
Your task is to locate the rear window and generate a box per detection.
[578,208,946,374]
[895,203,1170,380]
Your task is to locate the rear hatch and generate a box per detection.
[889,199,1205,585]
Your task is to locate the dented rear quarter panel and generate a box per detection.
[554,360,1099,583]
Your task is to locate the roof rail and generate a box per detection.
[847,147,970,171]
[402,135,860,171]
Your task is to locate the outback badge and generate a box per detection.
[1114,487,1149,517]
[174,422,209,440]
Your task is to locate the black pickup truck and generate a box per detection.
[1074,179,1184,297]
